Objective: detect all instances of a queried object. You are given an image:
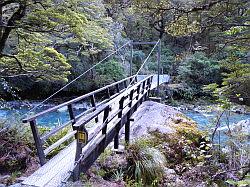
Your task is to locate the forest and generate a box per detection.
[0,0,249,186]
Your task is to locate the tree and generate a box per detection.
[177,52,221,96]
[0,0,113,82]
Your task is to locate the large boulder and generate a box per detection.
[123,101,197,139]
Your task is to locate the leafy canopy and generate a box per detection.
[0,0,113,82]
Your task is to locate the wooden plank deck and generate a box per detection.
[22,141,76,187]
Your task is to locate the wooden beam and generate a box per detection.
[23,76,135,123]
[44,131,77,156]
[30,120,46,166]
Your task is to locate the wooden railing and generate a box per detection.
[71,75,153,180]
[23,76,137,165]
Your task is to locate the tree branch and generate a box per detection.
[0,53,23,70]
[0,2,26,54]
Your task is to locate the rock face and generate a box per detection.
[124,101,195,139]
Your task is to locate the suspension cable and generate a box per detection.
[23,41,131,117]
[60,40,160,185]
[125,39,160,91]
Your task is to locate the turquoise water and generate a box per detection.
[183,110,250,130]
[1,101,249,129]
[183,110,250,144]
[0,101,90,127]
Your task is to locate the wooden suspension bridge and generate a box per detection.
[21,41,170,187]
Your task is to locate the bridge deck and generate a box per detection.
[22,141,76,187]
[22,74,169,187]
[137,74,170,89]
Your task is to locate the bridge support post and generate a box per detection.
[130,40,133,76]
[125,90,134,144]
[73,125,88,181]
[114,96,124,149]
[157,40,161,96]
[30,120,46,166]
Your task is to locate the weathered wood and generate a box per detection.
[68,104,76,124]
[114,96,125,149]
[90,95,98,123]
[125,89,134,144]
[107,88,111,98]
[23,75,155,186]
[74,104,107,128]
[23,76,135,123]
[116,84,120,92]
[41,120,72,142]
[30,120,46,166]
[44,131,76,156]
[22,141,76,187]
[78,88,150,173]
[102,107,110,135]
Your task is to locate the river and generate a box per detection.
[0,101,249,130]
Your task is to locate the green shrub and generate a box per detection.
[96,59,125,85]
[177,52,221,98]
[126,139,165,185]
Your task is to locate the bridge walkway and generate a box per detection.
[21,74,169,187]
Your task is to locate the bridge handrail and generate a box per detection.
[73,75,153,129]
[23,75,136,123]
[70,75,153,180]
[22,75,137,165]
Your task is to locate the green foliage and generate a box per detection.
[204,48,250,105]
[98,148,112,164]
[126,139,165,185]
[0,0,113,83]
[150,128,211,168]
[96,59,125,85]
[112,169,124,182]
[0,120,35,173]
[43,126,74,158]
[177,52,221,98]
[148,46,175,75]
[166,16,200,37]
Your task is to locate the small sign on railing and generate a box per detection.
[78,131,88,144]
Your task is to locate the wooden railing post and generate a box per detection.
[123,80,127,88]
[73,124,88,181]
[125,90,134,144]
[106,88,111,99]
[140,81,146,104]
[135,85,141,110]
[68,104,76,125]
[114,96,124,149]
[102,106,110,135]
[141,81,146,94]
[30,120,46,165]
[145,78,152,100]
[116,84,120,93]
[91,95,99,123]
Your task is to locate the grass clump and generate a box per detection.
[126,138,166,186]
